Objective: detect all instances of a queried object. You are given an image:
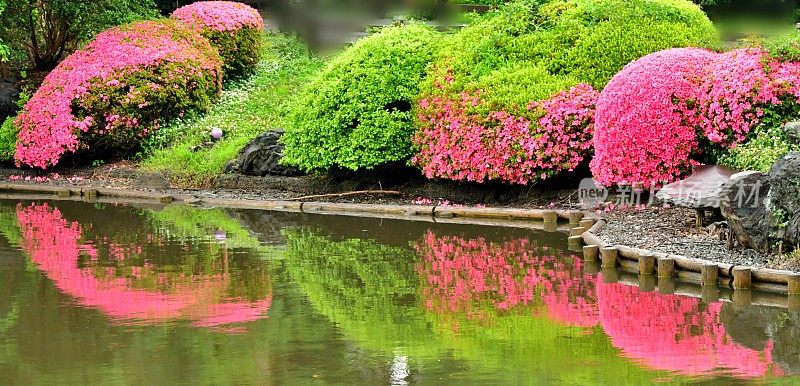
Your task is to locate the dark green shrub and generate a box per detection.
[282,24,441,172]
[172,1,265,79]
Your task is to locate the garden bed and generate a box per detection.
[595,207,790,270]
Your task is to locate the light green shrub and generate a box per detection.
[282,24,441,172]
[0,116,17,163]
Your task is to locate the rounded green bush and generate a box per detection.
[0,117,18,163]
[423,0,720,97]
[283,24,441,172]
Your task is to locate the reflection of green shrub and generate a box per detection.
[283,24,441,171]
[282,229,441,355]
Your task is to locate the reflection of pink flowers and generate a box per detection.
[596,280,781,378]
[16,203,271,332]
[415,232,598,326]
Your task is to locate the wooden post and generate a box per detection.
[569,227,586,237]
[659,277,676,294]
[568,211,583,225]
[701,264,719,287]
[601,268,619,283]
[579,219,595,229]
[567,236,583,252]
[600,247,618,268]
[583,245,599,261]
[790,294,800,313]
[788,273,800,295]
[638,254,655,275]
[639,274,656,292]
[733,289,752,310]
[701,286,719,304]
[732,267,752,289]
[695,209,704,229]
[543,211,558,223]
[584,260,601,275]
[84,189,97,201]
[657,257,675,278]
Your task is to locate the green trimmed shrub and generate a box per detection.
[282,24,441,172]
[0,116,17,163]
[425,0,720,95]
[171,1,264,79]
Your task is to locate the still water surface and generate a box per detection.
[0,200,797,384]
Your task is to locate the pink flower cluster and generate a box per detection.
[172,1,264,33]
[14,21,222,169]
[592,47,800,187]
[413,83,599,185]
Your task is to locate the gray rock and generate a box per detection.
[768,152,800,246]
[224,129,303,177]
[131,172,171,190]
[719,171,772,252]
[656,165,737,209]
[783,121,800,144]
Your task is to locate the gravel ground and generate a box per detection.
[597,207,800,271]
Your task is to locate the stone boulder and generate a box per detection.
[224,129,303,177]
[767,152,800,247]
[783,121,800,144]
[719,171,771,252]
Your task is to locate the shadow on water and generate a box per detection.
[0,199,797,384]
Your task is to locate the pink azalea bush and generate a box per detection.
[592,47,800,187]
[172,1,264,78]
[14,20,223,169]
[413,81,599,185]
[591,48,715,187]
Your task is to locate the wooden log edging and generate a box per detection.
[579,217,799,300]
[0,182,584,231]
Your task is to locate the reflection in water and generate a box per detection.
[2,200,800,384]
[597,278,780,378]
[16,202,272,331]
[415,231,598,327]
[416,231,783,378]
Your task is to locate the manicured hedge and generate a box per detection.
[172,1,264,79]
[282,24,440,172]
[413,0,719,185]
[15,20,222,169]
[591,45,800,186]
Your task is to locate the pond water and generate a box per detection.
[0,200,797,385]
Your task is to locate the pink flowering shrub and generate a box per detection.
[14,20,223,169]
[413,81,599,185]
[591,48,715,187]
[172,1,264,78]
[591,47,800,187]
